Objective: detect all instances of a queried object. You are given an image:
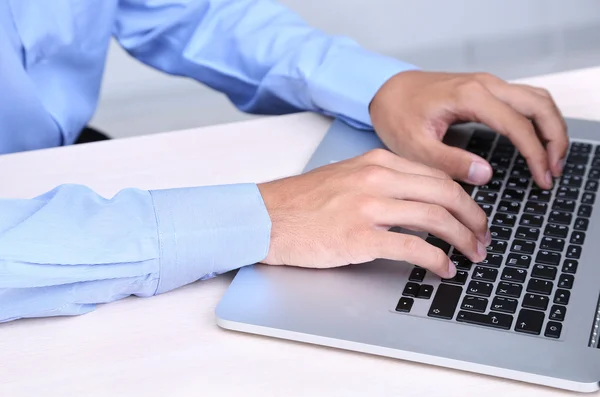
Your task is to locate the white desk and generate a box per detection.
[1,67,600,397]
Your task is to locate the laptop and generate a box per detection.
[216,117,600,392]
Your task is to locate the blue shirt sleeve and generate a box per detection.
[0,183,271,322]
[113,0,418,128]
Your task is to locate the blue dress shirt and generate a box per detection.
[0,0,416,322]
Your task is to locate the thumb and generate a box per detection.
[423,140,493,185]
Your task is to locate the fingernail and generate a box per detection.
[545,170,553,187]
[558,157,566,175]
[484,230,492,246]
[467,161,492,185]
[447,259,457,278]
[477,241,487,260]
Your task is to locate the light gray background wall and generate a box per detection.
[90,0,600,138]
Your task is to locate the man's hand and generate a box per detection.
[257,149,490,278]
[369,71,568,190]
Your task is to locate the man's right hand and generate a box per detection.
[257,149,491,279]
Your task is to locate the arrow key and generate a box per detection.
[515,309,545,335]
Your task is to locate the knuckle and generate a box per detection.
[356,164,388,186]
[445,180,465,201]
[473,72,499,84]
[401,235,421,253]
[458,79,485,98]
[425,204,449,224]
[361,148,390,164]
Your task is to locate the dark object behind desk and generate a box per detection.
[75,126,110,144]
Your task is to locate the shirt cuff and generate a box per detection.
[149,183,272,294]
[310,42,419,129]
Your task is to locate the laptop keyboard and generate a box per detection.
[395,129,596,339]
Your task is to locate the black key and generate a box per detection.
[514,155,526,166]
[502,189,525,201]
[472,266,498,282]
[490,297,518,314]
[460,296,488,313]
[511,239,536,255]
[493,168,507,180]
[561,175,583,188]
[582,192,596,205]
[515,309,545,335]
[557,186,580,200]
[540,237,565,252]
[460,183,475,195]
[524,201,547,215]
[479,254,503,268]
[402,282,420,297]
[490,155,512,166]
[450,254,471,271]
[522,293,550,311]
[593,156,600,168]
[506,177,529,189]
[501,267,527,283]
[511,167,530,178]
[426,236,451,254]
[487,239,508,254]
[585,180,599,192]
[536,250,561,266]
[532,264,557,280]
[544,321,562,339]
[548,211,572,225]
[472,129,496,142]
[497,200,521,215]
[566,153,589,165]
[544,224,569,238]
[578,204,593,218]
[574,217,589,231]
[428,284,463,320]
[417,284,434,299]
[490,226,512,240]
[520,214,543,228]
[506,253,532,269]
[564,163,586,176]
[469,149,489,159]
[554,289,571,305]
[571,142,592,153]
[558,274,574,289]
[496,281,523,298]
[549,305,567,321]
[467,281,494,297]
[479,204,493,217]
[527,278,554,295]
[566,245,582,259]
[409,267,426,282]
[493,213,516,227]
[529,188,552,202]
[395,297,414,313]
[450,255,472,271]
[475,191,498,204]
[589,168,600,180]
[479,179,503,192]
[553,199,576,212]
[515,226,539,241]
[442,270,469,286]
[562,259,578,274]
[456,310,513,330]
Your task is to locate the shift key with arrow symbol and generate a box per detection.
[456,311,513,330]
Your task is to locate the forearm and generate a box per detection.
[0,183,271,322]
[114,0,418,128]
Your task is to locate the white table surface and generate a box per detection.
[1,67,600,397]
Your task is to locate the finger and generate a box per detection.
[484,82,568,177]
[453,81,552,189]
[368,232,457,278]
[417,138,493,185]
[359,148,451,180]
[369,199,486,264]
[369,171,490,243]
